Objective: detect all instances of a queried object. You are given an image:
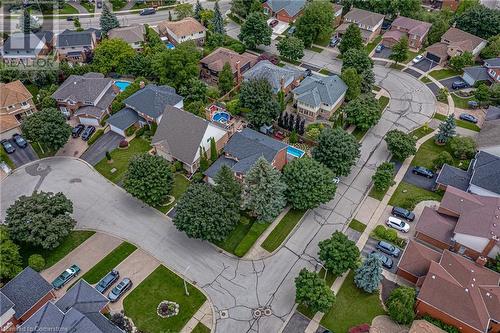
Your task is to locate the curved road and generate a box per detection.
[0,66,435,333]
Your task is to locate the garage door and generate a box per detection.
[79,117,99,126]
[109,124,126,137]
[426,52,441,64]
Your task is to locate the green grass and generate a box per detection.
[261,209,306,252]
[451,93,475,110]
[0,149,15,169]
[319,68,331,75]
[18,231,95,269]
[390,63,405,70]
[31,141,56,158]
[57,3,79,14]
[433,113,480,132]
[308,46,323,53]
[373,86,381,92]
[409,125,434,140]
[157,174,190,213]
[80,242,137,284]
[368,186,388,201]
[420,76,432,84]
[378,96,390,110]
[192,323,211,333]
[406,50,419,62]
[411,137,455,169]
[80,1,95,12]
[315,31,332,47]
[365,35,382,54]
[348,219,367,233]
[124,265,206,333]
[94,137,151,183]
[388,181,444,210]
[318,268,338,287]
[87,129,104,145]
[352,127,368,142]
[428,68,462,80]
[320,271,385,333]
[215,215,269,257]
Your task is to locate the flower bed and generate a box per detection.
[157,301,179,318]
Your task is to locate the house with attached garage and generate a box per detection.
[336,8,385,43]
[55,29,98,63]
[262,0,306,23]
[462,57,500,86]
[108,24,145,51]
[477,119,500,160]
[382,16,432,51]
[0,31,54,64]
[0,80,37,140]
[157,17,206,46]
[200,47,258,85]
[52,72,119,126]
[152,106,228,174]
[242,60,304,95]
[107,83,183,136]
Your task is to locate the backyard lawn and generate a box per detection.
[157,174,190,213]
[433,113,480,132]
[428,68,462,80]
[410,137,457,170]
[320,271,385,333]
[388,181,444,210]
[261,209,306,253]
[215,215,268,257]
[124,265,206,333]
[365,35,382,54]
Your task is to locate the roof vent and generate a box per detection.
[431,275,435,279]
[473,278,476,281]
[486,292,491,297]
[460,198,464,202]
[471,283,474,287]
[465,288,469,293]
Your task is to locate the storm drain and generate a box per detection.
[252,306,272,318]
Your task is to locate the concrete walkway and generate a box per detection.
[181,301,213,333]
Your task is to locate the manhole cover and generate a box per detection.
[252,309,262,318]
[219,310,228,319]
[263,308,272,316]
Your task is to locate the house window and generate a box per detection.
[21,101,28,106]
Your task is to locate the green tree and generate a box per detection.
[206,31,225,49]
[93,38,135,75]
[5,191,76,250]
[318,231,360,276]
[28,254,46,272]
[100,3,119,35]
[480,34,500,59]
[450,136,476,159]
[277,36,305,62]
[312,127,360,176]
[432,151,454,170]
[0,228,22,281]
[344,93,382,130]
[486,253,500,273]
[448,51,474,72]
[435,114,456,144]
[295,268,335,313]
[123,154,173,206]
[194,0,203,21]
[340,67,361,101]
[386,286,416,325]
[200,9,215,28]
[437,87,449,103]
[173,184,238,241]
[238,12,272,49]
[218,62,235,95]
[384,129,417,161]
[455,5,500,39]
[389,36,409,64]
[427,17,450,45]
[199,146,209,171]
[209,137,218,162]
[474,83,491,103]
[490,83,500,105]
[295,1,333,48]
[283,157,336,210]
[239,79,280,127]
[372,162,395,192]
[174,3,194,20]
[212,0,225,34]
[354,253,383,293]
[338,24,363,54]
[214,164,242,211]
[36,84,58,109]
[21,108,71,151]
[456,0,479,16]
[230,0,260,18]
[242,157,287,222]
[342,48,373,75]
[179,78,207,104]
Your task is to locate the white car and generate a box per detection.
[386,216,410,233]
[412,55,423,64]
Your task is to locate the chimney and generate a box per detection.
[475,256,487,267]
[235,61,241,84]
[280,75,285,91]
[139,81,145,89]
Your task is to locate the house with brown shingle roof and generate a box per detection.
[382,16,431,50]
[108,24,145,51]
[158,17,206,46]
[336,8,385,43]
[0,80,37,140]
[199,47,258,85]
[396,239,442,285]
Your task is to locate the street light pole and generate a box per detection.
[183,266,190,296]
[315,262,328,281]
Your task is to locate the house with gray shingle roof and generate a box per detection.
[1,31,54,63]
[462,57,500,86]
[55,29,97,63]
[262,0,306,23]
[292,74,347,122]
[336,8,385,43]
[243,60,304,94]
[108,24,145,50]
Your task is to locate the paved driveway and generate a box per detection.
[426,82,440,96]
[411,58,437,72]
[439,76,467,91]
[373,47,392,59]
[361,237,400,274]
[7,140,38,168]
[282,312,311,333]
[403,68,422,79]
[80,131,123,166]
[402,168,436,191]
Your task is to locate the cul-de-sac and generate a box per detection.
[0,0,499,332]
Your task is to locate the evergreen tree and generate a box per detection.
[354,253,383,293]
[212,0,225,35]
[100,3,119,35]
[218,62,234,94]
[169,11,172,21]
[214,165,242,211]
[194,0,203,21]
[199,146,209,171]
[288,113,295,131]
[434,115,456,144]
[210,137,218,161]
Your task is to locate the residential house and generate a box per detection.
[107,83,183,136]
[425,27,487,66]
[382,16,431,50]
[18,280,123,333]
[242,60,304,95]
[0,80,37,140]
[52,72,118,126]
[0,31,54,64]
[55,29,97,63]
[336,8,385,43]
[262,0,306,23]
[0,268,54,332]
[204,127,288,183]
[436,151,500,197]
[108,24,145,51]
[477,120,500,160]
[396,239,442,285]
[158,17,206,46]
[462,57,500,86]
[332,3,343,27]
[292,74,347,122]
[152,106,228,174]
[200,47,258,85]
[409,320,448,333]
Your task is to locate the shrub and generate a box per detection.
[207,86,220,99]
[125,126,136,137]
[150,122,158,136]
[423,316,460,333]
[119,140,129,148]
[87,129,104,145]
[450,136,476,159]
[374,225,386,239]
[174,161,183,172]
[385,229,397,242]
[432,151,454,170]
[192,172,204,182]
[28,254,45,272]
[135,126,147,137]
[106,151,112,161]
[289,131,298,144]
[437,88,449,102]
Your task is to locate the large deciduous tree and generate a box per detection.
[194,0,203,21]
[277,36,305,62]
[386,286,417,325]
[218,62,235,95]
[100,3,119,35]
[354,253,383,293]
[174,3,194,20]
[338,24,363,54]
[340,67,361,101]
[448,51,474,72]
[295,268,335,313]
[92,38,136,75]
[480,34,500,59]
[389,36,409,64]
[342,48,373,76]
[238,12,272,49]
[384,129,417,161]
[435,114,456,144]
[318,231,360,276]
[21,108,72,151]
[5,191,76,250]
[344,93,382,130]
[295,1,333,48]
[239,79,280,127]
[0,228,23,281]
[455,5,500,39]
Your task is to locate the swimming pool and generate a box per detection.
[166,42,175,49]
[212,111,231,124]
[115,80,131,92]
[287,146,305,158]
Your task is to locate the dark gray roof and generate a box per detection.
[124,84,183,119]
[435,163,472,192]
[57,29,94,47]
[2,31,53,55]
[292,74,347,108]
[74,85,116,120]
[264,0,306,17]
[55,280,108,314]
[470,151,500,195]
[477,119,500,149]
[243,60,303,94]
[204,156,237,179]
[485,106,500,121]
[0,267,52,320]
[485,57,500,67]
[0,292,14,317]
[463,66,491,82]
[107,107,140,130]
[52,73,113,105]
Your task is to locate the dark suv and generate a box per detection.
[391,206,415,221]
[376,241,400,257]
[95,270,119,293]
[12,133,28,148]
[452,81,467,90]
[72,124,85,138]
[81,126,96,141]
[412,166,434,178]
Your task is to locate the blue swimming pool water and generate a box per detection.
[115,80,131,92]
[166,43,175,49]
[212,112,230,123]
[287,146,305,158]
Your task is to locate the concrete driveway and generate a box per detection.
[373,47,392,59]
[411,58,438,72]
[80,131,123,166]
[56,136,89,158]
[402,68,422,79]
[439,76,468,91]
[361,237,400,274]
[402,168,436,191]
[426,82,440,96]
[6,140,38,168]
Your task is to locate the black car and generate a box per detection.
[304,68,312,76]
[66,16,75,21]
[381,21,392,30]
[12,134,28,148]
[391,206,415,221]
[370,251,394,269]
[1,140,16,154]
[72,124,85,138]
[140,8,155,15]
[452,81,467,90]
[97,0,102,8]
[459,113,478,123]
[81,126,96,141]
[108,278,132,302]
[376,241,400,257]
[412,166,434,178]
[96,270,119,293]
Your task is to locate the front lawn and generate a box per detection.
[215,215,268,257]
[365,35,382,54]
[320,271,385,333]
[261,209,306,253]
[409,125,433,140]
[405,50,420,62]
[94,137,151,183]
[124,265,206,333]
[379,96,390,110]
[157,174,190,213]
[368,186,387,201]
[352,127,368,142]
[433,113,480,132]
[57,3,79,14]
[348,219,367,233]
[410,137,456,170]
[192,323,210,333]
[31,141,56,158]
[450,93,475,110]
[390,63,405,70]
[420,76,432,83]
[428,68,462,80]
[0,149,15,169]
[388,181,444,210]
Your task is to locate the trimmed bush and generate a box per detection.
[174,161,183,172]
[119,140,129,148]
[385,229,397,242]
[87,129,104,145]
[125,126,136,137]
[28,254,45,272]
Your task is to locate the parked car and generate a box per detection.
[376,241,401,257]
[140,8,155,15]
[452,81,468,90]
[72,124,85,138]
[304,68,312,77]
[332,176,340,184]
[375,44,384,53]
[66,16,75,21]
[273,131,285,140]
[459,113,478,123]
[386,216,410,233]
[412,166,434,178]
[52,264,80,289]
[381,21,392,30]
[269,19,279,28]
[329,36,340,47]
[391,206,415,221]
[97,0,102,8]
[1,140,15,154]
[12,134,28,148]
[81,126,96,141]
[468,101,479,109]
[96,270,120,293]
[370,251,394,269]
[108,278,132,302]
[412,55,423,64]
[287,26,296,35]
